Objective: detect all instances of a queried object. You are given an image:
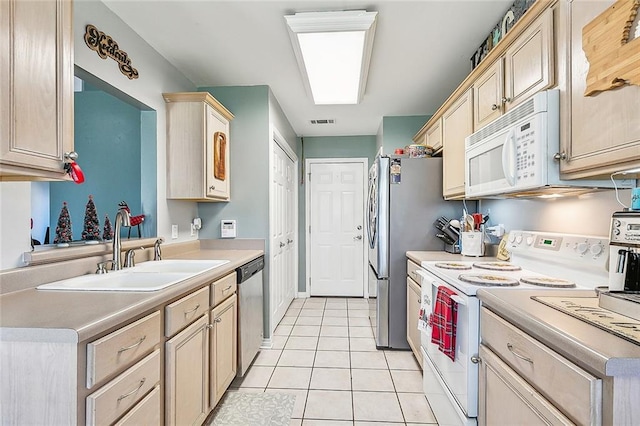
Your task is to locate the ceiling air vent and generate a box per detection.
[310,119,335,125]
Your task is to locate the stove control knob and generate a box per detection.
[515,235,523,244]
[526,236,535,246]
[613,219,621,227]
[590,244,603,256]
[577,242,589,254]
[508,234,516,243]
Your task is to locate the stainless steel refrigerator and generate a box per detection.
[367,156,462,349]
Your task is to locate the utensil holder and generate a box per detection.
[461,231,484,257]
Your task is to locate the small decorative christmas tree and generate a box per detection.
[54,201,73,245]
[103,214,114,241]
[81,195,101,242]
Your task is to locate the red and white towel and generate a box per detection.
[429,286,458,362]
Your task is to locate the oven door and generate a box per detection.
[417,269,480,418]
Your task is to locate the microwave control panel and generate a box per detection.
[514,120,539,183]
[611,212,640,246]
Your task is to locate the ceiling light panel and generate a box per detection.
[285,10,378,105]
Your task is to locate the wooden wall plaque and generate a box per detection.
[213,132,226,181]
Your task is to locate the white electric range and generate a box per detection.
[416,230,609,426]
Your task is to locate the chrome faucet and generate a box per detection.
[124,247,144,268]
[154,238,163,261]
[112,206,131,270]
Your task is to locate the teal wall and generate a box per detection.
[50,90,143,241]
[378,115,431,155]
[298,135,377,292]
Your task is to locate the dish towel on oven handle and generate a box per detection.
[429,285,458,361]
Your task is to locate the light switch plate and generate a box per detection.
[171,225,178,239]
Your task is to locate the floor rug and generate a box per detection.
[208,392,296,426]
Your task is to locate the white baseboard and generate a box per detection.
[296,292,310,298]
[260,338,273,349]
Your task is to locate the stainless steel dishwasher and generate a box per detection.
[236,256,264,377]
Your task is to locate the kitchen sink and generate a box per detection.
[36,259,230,292]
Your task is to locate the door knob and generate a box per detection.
[279,242,285,248]
[354,235,363,241]
[287,239,294,244]
[357,225,362,230]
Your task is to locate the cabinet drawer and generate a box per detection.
[166,286,210,337]
[481,308,601,425]
[211,272,237,306]
[86,349,161,426]
[87,311,161,388]
[113,384,161,426]
[406,260,421,286]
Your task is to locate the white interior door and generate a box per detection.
[271,141,296,329]
[309,161,365,297]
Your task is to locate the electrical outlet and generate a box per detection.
[171,225,178,239]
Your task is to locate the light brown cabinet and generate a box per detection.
[165,314,211,426]
[442,89,473,199]
[406,275,422,370]
[559,0,640,178]
[473,8,553,130]
[0,0,74,180]
[210,293,238,407]
[163,92,234,201]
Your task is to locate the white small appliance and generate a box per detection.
[464,90,632,198]
[609,211,640,292]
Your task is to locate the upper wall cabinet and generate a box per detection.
[0,0,74,181]
[442,89,473,199]
[473,8,554,130]
[163,92,234,202]
[559,0,640,178]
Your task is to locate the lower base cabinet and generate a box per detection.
[211,294,238,407]
[406,277,423,369]
[166,314,211,426]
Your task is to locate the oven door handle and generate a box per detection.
[450,295,467,306]
[415,269,467,306]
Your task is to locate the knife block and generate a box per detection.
[444,242,461,254]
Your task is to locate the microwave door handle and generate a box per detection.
[502,128,517,186]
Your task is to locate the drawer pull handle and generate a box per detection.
[117,336,146,354]
[117,378,146,402]
[222,285,232,292]
[184,304,201,317]
[507,343,533,364]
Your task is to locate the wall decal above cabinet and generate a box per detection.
[84,24,139,80]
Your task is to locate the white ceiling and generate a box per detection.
[103,0,514,137]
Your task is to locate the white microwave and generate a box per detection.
[464,90,629,197]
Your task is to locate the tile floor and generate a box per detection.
[229,297,438,425]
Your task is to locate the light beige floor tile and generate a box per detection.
[347,304,369,310]
[252,349,282,366]
[348,310,369,318]
[267,366,312,389]
[304,390,353,420]
[324,309,348,318]
[291,325,321,337]
[320,325,350,337]
[352,391,404,422]
[230,366,274,388]
[286,308,302,316]
[271,335,288,349]
[310,367,351,390]
[289,299,305,308]
[349,327,373,338]
[295,316,322,326]
[347,299,369,306]
[290,419,302,426]
[354,422,405,426]
[350,351,388,369]
[317,337,350,351]
[304,301,326,308]
[349,317,372,327]
[350,337,377,352]
[384,350,421,370]
[314,351,350,368]
[278,349,316,367]
[299,309,324,317]
[351,369,395,391]
[303,420,352,426]
[284,336,318,350]
[322,316,349,326]
[274,324,293,336]
[391,369,424,393]
[325,301,347,309]
[279,316,297,326]
[225,387,265,394]
[264,388,307,419]
[397,393,438,423]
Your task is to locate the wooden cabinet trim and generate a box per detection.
[165,285,210,338]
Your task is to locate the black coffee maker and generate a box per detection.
[609,211,640,292]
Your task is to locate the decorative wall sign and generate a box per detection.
[583,0,640,96]
[470,0,536,70]
[84,24,139,80]
[213,132,227,181]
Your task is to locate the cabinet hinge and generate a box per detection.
[308,172,311,181]
[309,277,311,287]
[308,225,311,234]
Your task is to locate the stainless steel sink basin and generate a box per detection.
[36,260,229,292]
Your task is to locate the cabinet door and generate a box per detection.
[0,0,73,179]
[561,0,640,177]
[504,7,554,110]
[205,104,230,200]
[210,294,237,408]
[426,118,443,153]
[478,345,573,426]
[406,277,423,369]
[442,89,473,199]
[473,60,504,130]
[165,314,210,426]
